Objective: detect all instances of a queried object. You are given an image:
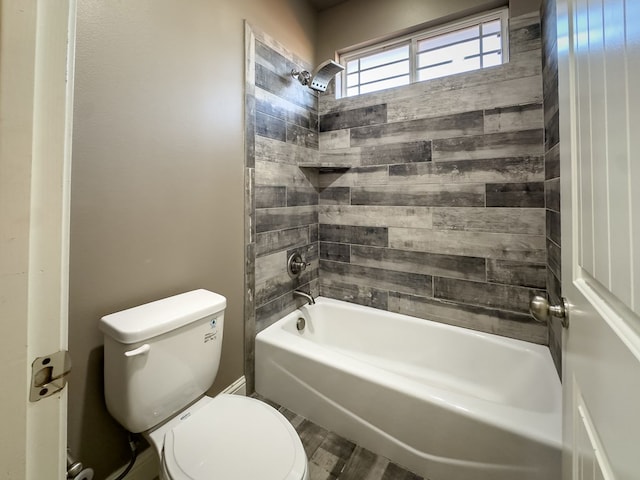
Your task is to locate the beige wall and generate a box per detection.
[317,0,540,61]
[68,0,315,478]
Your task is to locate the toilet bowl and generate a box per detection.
[99,289,309,480]
[147,395,308,480]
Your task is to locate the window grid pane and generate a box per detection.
[340,9,507,97]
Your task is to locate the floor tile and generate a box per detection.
[251,394,423,480]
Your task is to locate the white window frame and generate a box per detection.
[338,8,509,98]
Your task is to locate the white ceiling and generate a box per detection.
[308,0,349,11]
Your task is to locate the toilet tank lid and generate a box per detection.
[99,289,226,344]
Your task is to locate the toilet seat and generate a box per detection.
[162,394,307,480]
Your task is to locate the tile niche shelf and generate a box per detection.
[297,162,351,171]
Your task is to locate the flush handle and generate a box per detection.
[124,344,151,357]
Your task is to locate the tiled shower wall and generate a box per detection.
[541,0,562,377]
[245,24,321,390]
[316,11,548,344]
[245,11,551,390]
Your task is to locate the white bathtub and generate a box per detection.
[255,297,561,480]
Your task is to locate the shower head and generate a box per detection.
[291,59,345,92]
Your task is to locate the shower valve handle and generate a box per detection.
[287,253,310,277]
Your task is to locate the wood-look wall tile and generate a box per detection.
[256,95,287,120]
[509,11,540,31]
[318,147,362,167]
[321,260,432,296]
[510,20,542,55]
[255,41,318,108]
[318,169,356,188]
[256,160,317,187]
[388,292,547,344]
[245,94,256,169]
[256,40,293,74]
[545,177,560,212]
[256,185,286,208]
[255,251,286,284]
[320,205,433,229]
[389,228,546,262]
[256,279,320,333]
[350,245,486,281]
[317,166,389,189]
[319,129,351,150]
[319,187,351,205]
[545,109,560,151]
[256,288,300,332]
[547,237,561,281]
[245,168,255,244]
[547,266,562,306]
[389,156,544,185]
[354,166,390,186]
[256,226,309,257]
[432,207,545,235]
[309,223,319,242]
[287,123,319,149]
[350,111,483,147]
[432,129,544,161]
[319,280,389,310]
[487,259,547,288]
[546,209,561,246]
[256,111,286,142]
[319,224,388,247]
[287,186,319,207]
[287,109,316,131]
[484,103,543,134]
[256,136,319,166]
[256,205,318,233]
[434,277,544,314]
[320,104,387,132]
[486,182,545,207]
[360,141,431,166]
[288,241,319,264]
[320,242,351,262]
[387,74,543,123]
[255,62,316,111]
[351,184,485,207]
[545,142,560,180]
[256,87,316,128]
[255,259,318,307]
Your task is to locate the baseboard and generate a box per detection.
[105,447,158,480]
[220,375,246,396]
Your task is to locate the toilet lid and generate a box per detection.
[163,395,307,480]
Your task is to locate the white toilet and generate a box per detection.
[100,289,309,480]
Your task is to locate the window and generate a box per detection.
[338,8,509,98]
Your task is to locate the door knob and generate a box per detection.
[530,295,569,328]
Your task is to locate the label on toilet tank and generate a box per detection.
[204,316,218,343]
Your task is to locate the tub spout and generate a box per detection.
[293,289,315,305]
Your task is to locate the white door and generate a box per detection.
[0,1,76,478]
[557,0,640,479]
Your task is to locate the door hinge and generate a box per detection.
[29,350,71,402]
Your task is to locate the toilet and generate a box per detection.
[100,289,309,480]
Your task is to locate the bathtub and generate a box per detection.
[255,297,561,480]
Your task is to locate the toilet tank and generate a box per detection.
[100,289,226,433]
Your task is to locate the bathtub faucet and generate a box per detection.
[293,289,315,305]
